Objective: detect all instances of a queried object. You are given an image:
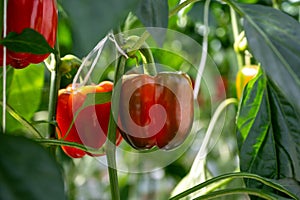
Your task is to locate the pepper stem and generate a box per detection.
[124,35,157,76]
[139,46,157,76]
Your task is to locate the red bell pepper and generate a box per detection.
[56,82,122,158]
[0,0,58,69]
[117,72,194,150]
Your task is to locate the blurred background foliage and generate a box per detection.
[3,0,300,199]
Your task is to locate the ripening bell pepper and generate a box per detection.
[117,72,194,150]
[0,0,58,69]
[236,65,259,99]
[56,82,122,158]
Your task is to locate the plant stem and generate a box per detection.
[48,42,61,138]
[169,0,202,17]
[124,0,203,54]
[193,0,211,99]
[272,0,280,9]
[139,46,157,76]
[125,35,157,76]
[2,0,7,134]
[131,31,150,52]
[191,98,238,173]
[230,6,244,70]
[106,55,126,200]
[106,114,120,200]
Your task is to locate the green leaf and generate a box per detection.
[61,0,139,57]
[135,0,169,28]
[229,2,300,113]
[0,67,14,99]
[0,134,66,200]
[170,172,299,200]
[135,0,169,46]
[4,64,45,132]
[0,28,56,54]
[275,178,300,198]
[236,72,300,191]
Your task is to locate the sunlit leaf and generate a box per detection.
[236,72,300,193]
[4,64,45,132]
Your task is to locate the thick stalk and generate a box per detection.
[106,55,126,200]
[48,41,61,138]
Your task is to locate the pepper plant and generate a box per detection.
[0,0,300,199]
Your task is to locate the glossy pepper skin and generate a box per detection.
[236,65,259,99]
[117,72,194,150]
[0,0,58,69]
[56,81,122,158]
